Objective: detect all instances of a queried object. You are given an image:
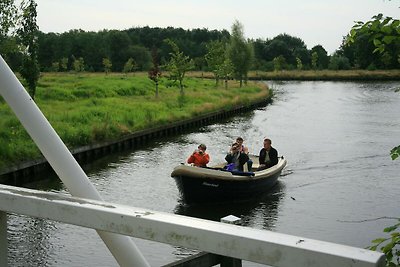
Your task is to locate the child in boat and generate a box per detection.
[187,144,210,167]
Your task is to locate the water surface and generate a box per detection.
[8,81,400,266]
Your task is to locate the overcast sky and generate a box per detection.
[36,0,399,54]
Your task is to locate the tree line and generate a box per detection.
[1,11,399,75]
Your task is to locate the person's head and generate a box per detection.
[231,142,240,152]
[263,138,272,150]
[198,144,207,153]
[236,137,244,145]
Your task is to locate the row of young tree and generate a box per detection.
[2,13,399,75]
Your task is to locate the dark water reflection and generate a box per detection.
[7,81,400,266]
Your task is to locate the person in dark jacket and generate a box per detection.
[259,138,278,170]
[225,142,249,171]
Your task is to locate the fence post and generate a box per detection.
[0,211,7,267]
[221,215,242,267]
[0,55,149,267]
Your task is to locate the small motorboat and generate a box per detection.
[171,155,287,204]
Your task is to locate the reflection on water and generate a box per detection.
[8,215,57,266]
[174,181,284,230]
[6,81,400,266]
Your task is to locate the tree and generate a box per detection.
[273,55,286,71]
[311,45,329,69]
[227,20,253,87]
[164,39,194,95]
[296,57,303,70]
[72,56,84,72]
[0,0,17,55]
[217,58,234,89]
[311,51,318,70]
[205,40,226,85]
[103,57,112,74]
[148,48,162,98]
[17,0,40,99]
[107,30,132,71]
[328,54,350,70]
[123,58,136,74]
[60,57,68,71]
[347,13,400,69]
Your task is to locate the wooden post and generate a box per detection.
[0,211,7,267]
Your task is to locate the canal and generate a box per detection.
[7,80,400,266]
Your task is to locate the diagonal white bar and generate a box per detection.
[0,184,386,267]
[0,55,149,267]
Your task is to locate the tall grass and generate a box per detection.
[0,73,269,171]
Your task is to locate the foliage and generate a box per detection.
[227,20,254,87]
[367,219,400,266]
[328,54,351,70]
[123,58,136,74]
[273,55,286,71]
[252,34,310,70]
[311,45,329,69]
[296,57,303,70]
[72,56,85,72]
[217,58,234,89]
[148,48,162,98]
[164,39,194,95]
[205,40,227,85]
[102,58,112,74]
[391,145,400,160]
[311,52,318,70]
[17,0,40,99]
[346,13,400,69]
[0,0,17,57]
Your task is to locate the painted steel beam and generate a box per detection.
[0,184,385,267]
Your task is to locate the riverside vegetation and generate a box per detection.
[0,72,270,172]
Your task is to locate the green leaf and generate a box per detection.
[383,36,396,44]
[382,242,395,254]
[382,25,393,34]
[384,224,400,232]
[372,238,387,243]
[373,39,382,46]
[391,146,400,160]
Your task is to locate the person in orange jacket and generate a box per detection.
[187,144,210,167]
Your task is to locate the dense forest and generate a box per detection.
[2,25,399,73]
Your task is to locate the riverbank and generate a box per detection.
[187,69,400,81]
[0,72,271,177]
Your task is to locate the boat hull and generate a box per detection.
[172,157,286,204]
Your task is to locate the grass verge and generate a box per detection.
[0,72,270,171]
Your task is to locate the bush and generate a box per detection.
[329,56,351,70]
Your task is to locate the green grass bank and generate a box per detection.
[0,72,270,172]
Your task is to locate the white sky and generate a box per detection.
[36,0,399,54]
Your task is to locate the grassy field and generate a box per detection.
[0,72,270,171]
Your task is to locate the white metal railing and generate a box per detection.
[0,184,385,267]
